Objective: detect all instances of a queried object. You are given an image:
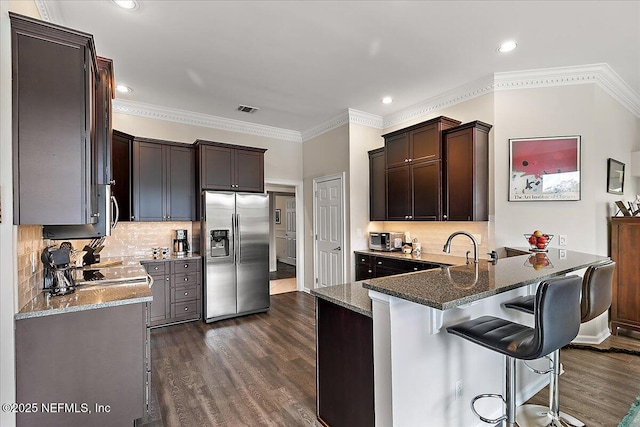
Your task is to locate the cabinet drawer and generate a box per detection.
[171,301,200,318]
[171,284,200,303]
[144,262,166,275]
[172,259,200,273]
[355,254,373,266]
[172,272,200,287]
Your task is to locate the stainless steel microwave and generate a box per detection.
[369,232,404,251]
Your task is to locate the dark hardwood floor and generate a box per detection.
[269,261,296,280]
[138,292,640,427]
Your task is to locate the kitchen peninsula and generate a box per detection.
[312,248,610,427]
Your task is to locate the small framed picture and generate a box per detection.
[275,209,281,224]
[607,158,625,195]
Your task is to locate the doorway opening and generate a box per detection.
[267,185,298,295]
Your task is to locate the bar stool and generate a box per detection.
[503,261,615,427]
[447,276,582,427]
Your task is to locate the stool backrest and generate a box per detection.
[531,275,582,359]
[581,261,615,323]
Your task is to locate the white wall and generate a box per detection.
[493,84,639,255]
[302,124,350,289]
[348,123,384,280]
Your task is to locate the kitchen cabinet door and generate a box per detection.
[410,123,440,162]
[95,57,114,186]
[112,130,133,222]
[235,148,264,192]
[384,132,410,169]
[133,141,165,221]
[200,144,234,190]
[610,217,640,335]
[444,121,491,221]
[412,161,441,221]
[386,166,411,220]
[368,147,386,221]
[166,145,195,221]
[11,13,98,225]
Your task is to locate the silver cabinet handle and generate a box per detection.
[111,195,120,229]
[184,307,189,311]
[377,261,382,265]
[184,292,189,296]
[183,277,188,281]
[165,277,169,281]
[154,266,159,271]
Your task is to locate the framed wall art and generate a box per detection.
[607,158,625,195]
[509,135,581,201]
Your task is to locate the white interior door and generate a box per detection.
[285,197,296,266]
[314,175,344,287]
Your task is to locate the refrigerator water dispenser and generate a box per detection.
[210,230,229,257]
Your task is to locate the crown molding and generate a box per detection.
[113,99,303,142]
[348,109,384,129]
[382,75,496,129]
[494,63,640,117]
[35,0,63,23]
[300,111,349,142]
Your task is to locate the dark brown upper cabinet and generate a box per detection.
[132,138,195,222]
[195,140,266,193]
[443,121,492,221]
[382,116,460,221]
[112,130,134,222]
[95,57,115,186]
[11,12,99,225]
[368,147,386,221]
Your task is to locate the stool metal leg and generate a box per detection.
[505,356,519,427]
[516,350,585,427]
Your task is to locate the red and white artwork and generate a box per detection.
[509,136,581,201]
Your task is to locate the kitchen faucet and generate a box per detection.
[443,231,479,264]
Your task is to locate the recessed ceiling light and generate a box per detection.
[381,97,393,104]
[116,85,133,94]
[497,41,517,53]
[112,0,139,10]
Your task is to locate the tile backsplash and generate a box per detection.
[17,225,50,311]
[94,221,195,259]
[373,221,493,259]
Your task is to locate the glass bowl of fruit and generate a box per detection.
[524,231,553,252]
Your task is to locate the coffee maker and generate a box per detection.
[173,229,190,257]
[41,246,76,296]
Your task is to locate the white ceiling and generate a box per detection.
[42,0,640,133]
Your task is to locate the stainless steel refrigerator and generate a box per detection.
[202,191,270,322]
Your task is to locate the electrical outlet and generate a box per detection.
[455,380,463,400]
[559,249,567,259]
[558,235,567,246]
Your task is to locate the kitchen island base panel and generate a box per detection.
[369,288,548,427]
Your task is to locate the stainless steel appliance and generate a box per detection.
[42,184,119,239]
[173,229,190,256]
[369,231,405,251]
[202,191,269,322]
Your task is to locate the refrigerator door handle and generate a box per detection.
[237,214,241,264]
[232,214,237,264]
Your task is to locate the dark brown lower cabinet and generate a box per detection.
[316,297,374,427]
[15,303,147,427]
[355,252,441,281]
[610,217,640,334]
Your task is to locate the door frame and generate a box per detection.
[265,178,304,292]
[313,172,347,288]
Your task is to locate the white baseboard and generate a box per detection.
[573,329,610,345]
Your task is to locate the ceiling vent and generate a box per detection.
[237,105,259,114]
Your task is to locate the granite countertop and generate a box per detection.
[363,248,610,310]
[311,281,373,317]
[354,249,468,266]
[139,253,202,263]
[16,256,153,320]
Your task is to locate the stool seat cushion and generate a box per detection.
[447,316,538,359]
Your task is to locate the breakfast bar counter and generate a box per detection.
[362,248,609,427]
